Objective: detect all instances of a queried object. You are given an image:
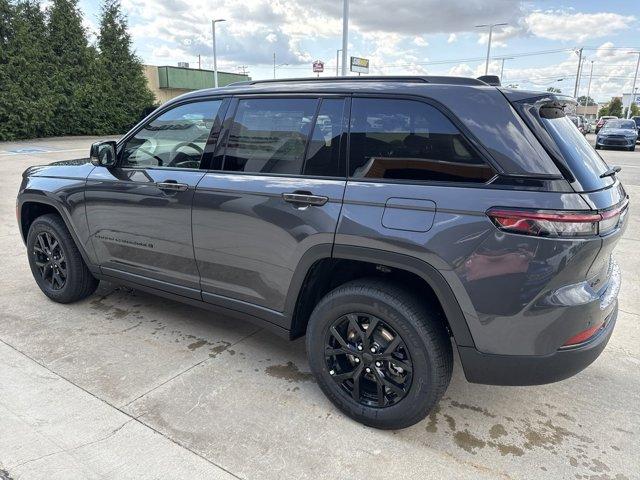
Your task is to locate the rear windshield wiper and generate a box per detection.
[600,166,621,178]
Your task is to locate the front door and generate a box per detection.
[85,99,225,298]
[192,96,348,323]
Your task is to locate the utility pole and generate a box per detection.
[575,56,586,100]
[573,47,583,98]
[211,18,226,88]
[198,54,201,70]
[336,49,342,76]
[585,60,594,107]
[499,57,513,82]
[627,51,640,118]
[475,23,508,75]
[341,0,349,76]
[273,53,276,79]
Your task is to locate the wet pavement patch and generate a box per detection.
[265,362,314,383]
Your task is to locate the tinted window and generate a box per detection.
[541,115,611,190]
[303,98,345,177]
[122,100,221,169]
[224,98,317,174]
[348,98,493,182]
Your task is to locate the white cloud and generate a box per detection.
[524,11,633,42]
[413,36,428,47]
[447,33,457,44]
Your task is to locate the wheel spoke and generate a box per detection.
[325,346,350,357]
[372,370,387,407]
[379,374,406,397]
[329,326,350,349]
[333,366,360,382]
[383,335,401,355]
[351,365,363,401]
[37,235,48,253]
[347,314,364,341]
[365,316,379,339]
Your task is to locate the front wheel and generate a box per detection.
[306,279,453,429]
[27,214,99,303]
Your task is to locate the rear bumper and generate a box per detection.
[458,303,617,386]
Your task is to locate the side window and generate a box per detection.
[223,98,317,174]
[349,98,494,183]
[303,98,345,177]
[121,100,222,169]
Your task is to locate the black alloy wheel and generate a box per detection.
[325,313,412,407]
[32,231,67,290]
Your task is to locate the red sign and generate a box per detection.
[313,60,324,73]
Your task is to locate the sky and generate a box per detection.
[78,0,640,102]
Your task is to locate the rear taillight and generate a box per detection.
[487,200,628,238]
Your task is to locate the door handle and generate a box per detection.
[157,181,189,192]
[282,191,329,207]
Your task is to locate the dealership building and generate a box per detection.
[143,64,250,103]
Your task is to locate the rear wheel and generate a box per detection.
[306,278,453,429]
[27,214,99,303]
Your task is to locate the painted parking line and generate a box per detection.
[0,147,88,157]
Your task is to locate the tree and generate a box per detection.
[598,105,609,118]
[608,97,623,118]
[47,0,96,136]
[0,1,54,140]
[0,0,15,140]
[96,0,155,133]
[547,87,562,93]
[577,95,596,106]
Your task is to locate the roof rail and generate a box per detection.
[230,76,488,87]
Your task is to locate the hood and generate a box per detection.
[23,157,94,179]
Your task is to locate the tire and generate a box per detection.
[27,214,99,303]
[595,145,600,150]
[306,278,453,429]
[629,145,636,152]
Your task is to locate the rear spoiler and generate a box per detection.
[477,75,501,86]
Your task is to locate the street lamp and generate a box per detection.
[475,22,508,75]
[211,18,226,88]
[341,0,349,76]
[627,51,640,118]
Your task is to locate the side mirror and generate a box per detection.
[90,141,117,167]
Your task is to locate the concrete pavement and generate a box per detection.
[1,135,639,480]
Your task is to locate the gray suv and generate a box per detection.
[17,76,627,429]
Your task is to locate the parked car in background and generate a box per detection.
[17,77,627,429]
[595,115,618,134]
[632,116,640,138]
[596,118,638,151]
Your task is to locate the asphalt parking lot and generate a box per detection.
[1,135,639,480]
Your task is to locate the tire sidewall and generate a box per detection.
[307,288,442,429]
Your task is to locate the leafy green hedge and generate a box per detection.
[0,0,156,141]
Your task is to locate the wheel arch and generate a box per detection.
[286,244,476,348]
[19,194,97,270]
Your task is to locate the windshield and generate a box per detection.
[603,120,636,130]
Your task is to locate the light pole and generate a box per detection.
[341,0,349,76]
[499,57,513,82]
[573,48,583,98]
[211,18,226,88]
[585,60,594,107]
[627,51,640,118]
[336,49,342,76]
[575,55,587,100]
[475,23,508,75]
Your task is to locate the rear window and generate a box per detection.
[514,99,613,192]
[540,115,612,191]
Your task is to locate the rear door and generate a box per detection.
[85,99,226,297]
[192,96,348,325]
